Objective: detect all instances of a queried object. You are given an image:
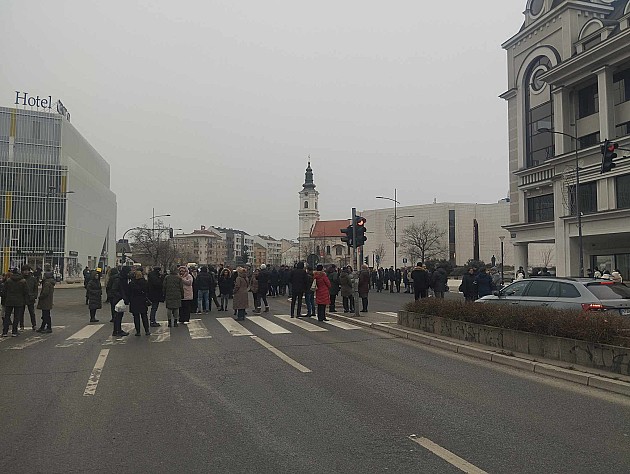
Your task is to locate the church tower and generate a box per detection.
[298,161,320,242]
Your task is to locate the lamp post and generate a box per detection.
[538,128,584,277]
[151,208,171,239]
[499,235,505,285]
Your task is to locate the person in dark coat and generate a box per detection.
[431,266,448,299]
[106,267,121,322]
[209,267,220,310]
[460,267,477,302]
[2,269,29,336]
[36,268,55,333]
[256,264,270,312]
[411,263,430,300]
[326,265,340,312]
[22,266,38,330]
[163,269,184,327]
[340,266,354,313]
[304,267,315,317]
[86,271,103,323]
[83,266,91,304]
[474,267,494,298]
[218,268,233,311]
[147,267,164,326]
[196,266,212,314]
[358,265,371,313]
[129,271,151,336]
[376,267,384,293]
[395,268,402,293]
[269,267,279,297]
[388,267,395,293]
[403,268,410,293]
[290,262,308,318]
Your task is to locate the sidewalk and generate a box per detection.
[327,309,630,397]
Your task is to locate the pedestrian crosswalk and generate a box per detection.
[1,314,362,351]
[376,312,398,318]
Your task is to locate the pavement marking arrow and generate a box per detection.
[409,436,488,474]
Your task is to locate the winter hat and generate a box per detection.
[260,264,266,270]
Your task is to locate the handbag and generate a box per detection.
[114,299,128,313]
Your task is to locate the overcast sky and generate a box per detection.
[1,0,525,240]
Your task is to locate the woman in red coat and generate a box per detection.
[313,264,331,322]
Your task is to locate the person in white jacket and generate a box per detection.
[611,270,623,283]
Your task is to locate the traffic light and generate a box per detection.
[601,139,618,173]
[355,216,367,247]
[341,225,353,247]
[364,257,369,265]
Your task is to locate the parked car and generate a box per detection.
[476,277,630,316]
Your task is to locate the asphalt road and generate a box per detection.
[1,288,629,473]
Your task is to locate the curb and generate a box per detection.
[327,311,630,398]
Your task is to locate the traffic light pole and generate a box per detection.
[352,208,360,317]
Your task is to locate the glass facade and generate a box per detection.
[527,194,554,223]
[0,108,69,273]
[448,209,455,263]
[525,56,554,168]
[617,174,630,209]
[568,181,598,215]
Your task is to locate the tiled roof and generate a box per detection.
[311,219,352,238]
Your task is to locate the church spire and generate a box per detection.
[303,158,315,190]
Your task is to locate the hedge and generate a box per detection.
[403,299,629,346]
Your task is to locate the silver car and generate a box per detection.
[476,277,630,317]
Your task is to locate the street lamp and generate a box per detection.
[499,235,505,285]
[376,190,414,269]
[151,208,171,238]
[538,128,584,277]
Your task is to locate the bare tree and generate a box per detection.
[401,221,447,264]
[539,246,554,268]
[374,243,386,268]
[130,222,185,269]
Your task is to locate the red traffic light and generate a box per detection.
[356,216,366,226]
[608,143,618,152]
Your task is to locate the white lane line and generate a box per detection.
[150,322,170,343]
[321,319,360,330]
[187,319,212,339]
[410,436,488,474]
[274,315,328,332]
[250,336,311,373]
[377,311,398,318]
[83,349,110,397]
[248,316,291,334]
[102,323,135,345]
[217,318,253,336]
[57,324,104,347]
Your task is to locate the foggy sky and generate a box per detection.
[1,1,525,240]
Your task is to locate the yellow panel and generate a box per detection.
[5,192,12,220]
[10,109,16,137]
[2,247,9,274]
[61,175,67,194]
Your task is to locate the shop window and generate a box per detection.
[617,174,630,209]
[577,83,599,118]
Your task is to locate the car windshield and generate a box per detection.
[585,283,630,300]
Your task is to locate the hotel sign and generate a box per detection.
[14,91,71,121]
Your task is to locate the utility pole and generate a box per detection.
[352,208,360,317]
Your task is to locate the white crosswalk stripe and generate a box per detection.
[102,323,136,345]
[57,324,105,347]
[187,319,212,339]
[376,312,398,318]
[320,319,360,330]
[248,316,291,334]
[217,318,253,336]
[274,315,328,332]
[150,322,170,343]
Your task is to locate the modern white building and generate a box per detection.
[502,0,630,278]
[0,99,117,277]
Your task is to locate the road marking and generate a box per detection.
[150,322,170,343]
[187,319,212,339]
[251,336,311,373]
[83,349,110,397]
[8,335,46,350]
[410,436,487,474]
[102,323,135,345]
[377,311,398,318]
[57,324,104,347]
[274,315,328,332]
[321,319,360,330]
[248,316,291,334]
[217,318,253,336]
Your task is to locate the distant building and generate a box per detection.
[254,235,282,266]
[172,226,226,266]
[211,227,251,266]
[0,102,117,278]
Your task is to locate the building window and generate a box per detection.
[525,57,554,168]
[335,246,343,256]
[304,201,308,209]
[527,194,554,223]
[582,37,600,52]
[577,83,599,118]
[316,245,320,256]
[568,181,598,215]
[315,202,317,210]
[326,245,331,255]
[617,174,630,209]
[448,209,455,263]
[578,132,600,150]
[615,121,630,138]
[613,68,630,105]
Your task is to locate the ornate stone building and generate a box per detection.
[502,0,630,277]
